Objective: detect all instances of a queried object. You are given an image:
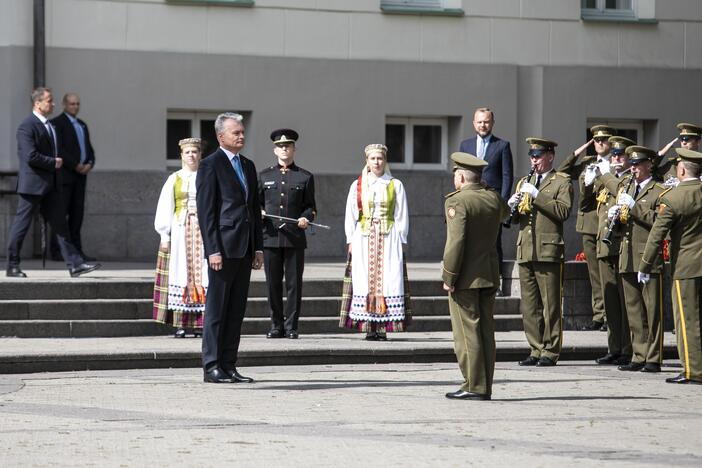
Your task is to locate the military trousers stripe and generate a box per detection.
[518,261,563,361]
[448,287,497,396]
[673,279,702,381]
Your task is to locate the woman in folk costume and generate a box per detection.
[153,138,208,338]
[339,144,411,340]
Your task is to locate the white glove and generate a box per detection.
[519,182,539,198]
[607,205,619,220]
[637,272,650,284]
[596,159,611,174]
[617,193,635,208]
[583,166,597,186]
[508,193,520,209]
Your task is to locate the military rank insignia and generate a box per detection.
[447,207,456,219]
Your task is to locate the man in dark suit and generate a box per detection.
[50,93,96,260]
[196,112,263,384]
[5,87,100,278]
[459,107,514,290]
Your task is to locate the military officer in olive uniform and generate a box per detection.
[600,145,666,372]
[509,138,573,367]
[258,129,316,339]
[655,123,702,183]
[589,136,634,366]
[558,125,615,331]
[443,152,509,401]
[639,148,702,385]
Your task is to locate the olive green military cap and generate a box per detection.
[590,125,615,139]
[675,147,702,162]
[525,137,557,151]
[676,123,702,137]
[450,152,488,171]
[625,145,656,164]
[609,136,635,155]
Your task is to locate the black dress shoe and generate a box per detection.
[286,330,299,339]
[600,322,608,332]
[445,390,491,401]
[537,357,556,367]
[203,367,233,383]
[641,363,661,373]
[174,328,186,338]
[365,333,379,341]
[518,356,539,366]
[376,333,388,341]
[614,355,632,366]
[581,320,604,331]
[223,368,254,383]
[266,329,284,339]
[595,353,619,365]
[618,362,644,371]
[6,267,27,278]
[665,373,702,384]
[193,331,202,338]
[69,263,101,278]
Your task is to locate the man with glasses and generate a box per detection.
[508,138,573,367]
[258,129,316,339]
[558,125,616,332]
[655,123,702,184]
[587,136,635,366]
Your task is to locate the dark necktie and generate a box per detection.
[633,184,640,199]
[535,174,542,188]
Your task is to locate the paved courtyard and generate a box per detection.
[1,361,700,467]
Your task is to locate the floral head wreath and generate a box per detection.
[363,143,388,157]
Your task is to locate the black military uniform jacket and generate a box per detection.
[258,163,316,249]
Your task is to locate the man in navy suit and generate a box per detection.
[5,87,100,278]
[459,108,514,288]
[196,112,264,384]
[50,93,96,260]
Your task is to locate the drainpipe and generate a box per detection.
[33,0,45,87]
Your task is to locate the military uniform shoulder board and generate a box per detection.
[444,189,460,199]
[654,182,667,190]
[555,171,569,179]
[658,187,673,199]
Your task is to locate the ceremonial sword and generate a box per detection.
[263,213,331,230]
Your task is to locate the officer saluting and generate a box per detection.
[639,148,702,385]
[258,129,316,339]
[442,152,509,401]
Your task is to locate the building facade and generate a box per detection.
[1,0,701,260]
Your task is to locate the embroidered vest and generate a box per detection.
[357,176,396,235]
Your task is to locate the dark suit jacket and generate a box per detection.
[51,112,95,184]
[16,114,60,196]
[196,148,263,259]
[459,135,514,200]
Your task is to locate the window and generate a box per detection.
[582,0,656,22]
[380,0,464,16]
[385,117,448,170]
[585,119,644,156]
[166,111,250,165]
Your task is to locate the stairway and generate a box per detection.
[0,271,523,338]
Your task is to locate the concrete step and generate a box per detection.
[0,331,680,374]
[0,296,520,321]
[0,278,516,300]
[0,314,524,338]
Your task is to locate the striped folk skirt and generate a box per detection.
[152,247,204,330]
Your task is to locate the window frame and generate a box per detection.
[386,116,448,171]
[582,0,636,18]
[166,110,230,168]
[380,0,464,17]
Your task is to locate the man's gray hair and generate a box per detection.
[456,167,481,183]
[31,87,51,103]
[681,160,701,178]
[214,112,244,134]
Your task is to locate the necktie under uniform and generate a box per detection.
[535,174,542,188]
[231,154,248,196]
[633,184,640,199]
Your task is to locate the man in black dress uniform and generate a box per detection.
[258,129,316,339]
